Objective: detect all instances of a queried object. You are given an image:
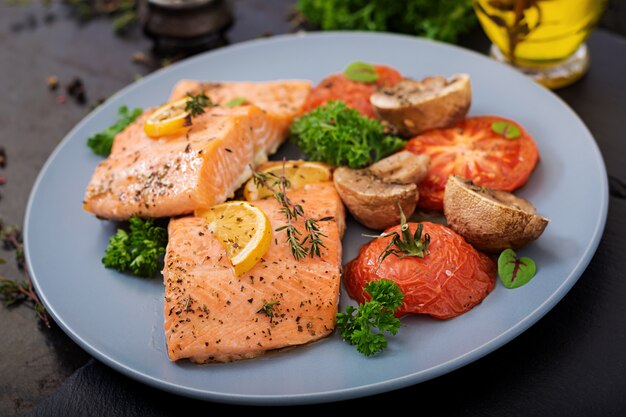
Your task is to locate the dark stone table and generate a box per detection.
[1,1,625,416]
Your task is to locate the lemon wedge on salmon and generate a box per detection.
[196,201,271,276]
[243,160,333,201]
[144,98,190,138]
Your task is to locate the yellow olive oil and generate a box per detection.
[473,0,607,65]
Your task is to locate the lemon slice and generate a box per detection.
[243,160,333,201]
[196,201,271,276]
[144,98,190,138]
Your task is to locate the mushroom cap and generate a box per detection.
[371,74,471,137]
[333,166,419,230]
[443,175,549,253]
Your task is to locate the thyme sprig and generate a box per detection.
[251,161,328,260]
[257,300,280,323]
[185,92,214,117]
[375,205,430,266]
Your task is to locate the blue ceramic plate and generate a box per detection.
[24,32,608,405]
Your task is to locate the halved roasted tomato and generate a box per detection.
[405,115,540,211]
[304,64,403,118]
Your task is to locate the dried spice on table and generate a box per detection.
[0,150,50,327]
[0,221,50,327]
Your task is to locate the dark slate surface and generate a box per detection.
[1,1,625,416]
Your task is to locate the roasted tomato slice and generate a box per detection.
[305,65,402,118]
[405,115,540,211]
[344,222,496,320]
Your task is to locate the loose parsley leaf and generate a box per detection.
[497,248,537,289]
[344,61,379,83]
[102,216,168,278]
[491,121,521,139]
[336,279,404,356]
[87,106,143,157]
[224,97,248,107]
[290,101,405,168]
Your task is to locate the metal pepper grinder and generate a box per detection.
[138,0,233,55]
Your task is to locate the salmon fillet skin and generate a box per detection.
[162,182,345,363]
[169,80,312,163]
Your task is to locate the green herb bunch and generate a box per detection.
[297,0,477,43]
[102,216,167,278]
[336,279,404,356]
[87,105,143,157]
[290,101,405,168]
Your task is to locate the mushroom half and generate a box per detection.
[371,73,471,137]
[443,175,549,253]
[333,151,430,230]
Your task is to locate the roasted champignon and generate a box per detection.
[370,74,471,137]
[333,151,430,230]
[443,175,549,253]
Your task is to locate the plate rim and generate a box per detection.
[24,30,609,405]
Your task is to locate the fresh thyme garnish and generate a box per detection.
[251,161,327,260]
[375,205,430,266]
[257,300,280,323]
[185,92,213,117]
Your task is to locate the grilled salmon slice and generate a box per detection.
[169,80,312,163]
[84,105,283,220]
[163,182,345,363]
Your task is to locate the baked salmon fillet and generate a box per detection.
[169,80,312,163]
[163,182,345,363]
[84,105,282,220]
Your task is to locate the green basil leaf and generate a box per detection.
[498,248,537,289]
[224,97,248,108]
[491,121,521,139]
[344,61,379,83]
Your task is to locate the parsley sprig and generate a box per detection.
[336,279,404,356]
[87,105,143,157]
[296,0,477,44]
[290,101,405,168]
[252,162,328,260]
[102,216,168,278]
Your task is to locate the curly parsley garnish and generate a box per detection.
[87,105,143,157]
[290,100,405,168]
[336,279,404,356]
[102,216,168,278]
[296,0,477,43]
